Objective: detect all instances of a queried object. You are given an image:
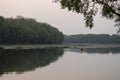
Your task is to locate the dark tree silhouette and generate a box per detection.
[55,0,120,29]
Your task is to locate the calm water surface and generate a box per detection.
[0,48,120,80]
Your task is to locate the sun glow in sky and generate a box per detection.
[0,0,117,35]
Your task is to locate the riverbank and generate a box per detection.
[0,44,120,49]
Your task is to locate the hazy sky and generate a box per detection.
[0,0,117,35]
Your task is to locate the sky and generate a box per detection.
[0,0,117,35]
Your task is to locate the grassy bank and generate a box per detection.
[0,44,120,49]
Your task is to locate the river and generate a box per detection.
[0,47,120,80]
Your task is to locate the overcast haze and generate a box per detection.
[0,0,117,35]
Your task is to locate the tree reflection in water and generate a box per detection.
[66,47,120,54]
[0,48,64,76]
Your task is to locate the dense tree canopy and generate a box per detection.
[56,0,120,29]
[64,34,120,44]
[0,16,64,44]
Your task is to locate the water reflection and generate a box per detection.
[0,48,64,76]
[0,48,120,80]
[65,47,120,54]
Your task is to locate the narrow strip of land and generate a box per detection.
[0,44,120,49]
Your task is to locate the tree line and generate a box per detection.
[0,16,64,44]
[64,34,120,44]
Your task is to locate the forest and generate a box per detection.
[0,16,64,44]
[64,34,120,44]
[0,16,120,45]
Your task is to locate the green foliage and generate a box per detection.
[0,16,64,44]
[0,16,4,26]
[64,34,120,44]
[56,0,120,28]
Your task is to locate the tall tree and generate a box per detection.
[55,0,120,29]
